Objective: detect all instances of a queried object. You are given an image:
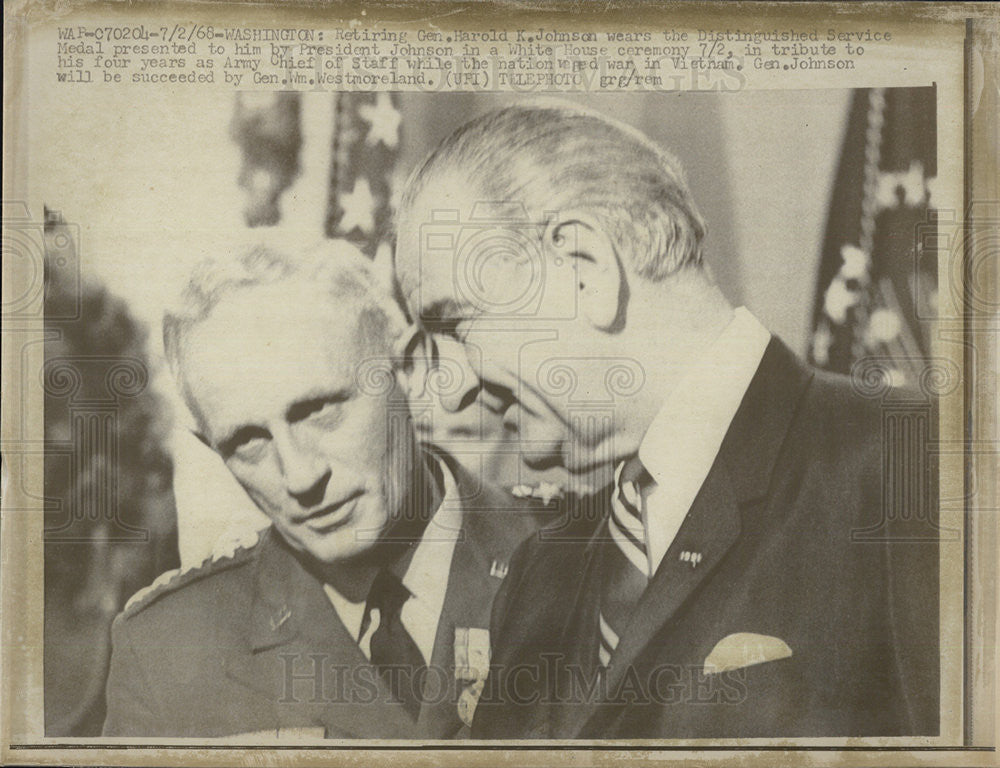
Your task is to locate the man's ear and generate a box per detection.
[543,211,624,331]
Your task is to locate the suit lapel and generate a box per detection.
[224,529,420,739]
[547,506,608,737]
[569,337,814,737]
[559,466,740,737]
[718,338,814,502]
[606,461,740,691]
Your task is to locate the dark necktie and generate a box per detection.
[365,569,426,718]
[598,457,653,668]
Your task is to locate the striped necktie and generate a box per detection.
[598,457,653,668]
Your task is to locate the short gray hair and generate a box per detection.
[163,239,407,384]
[398,100,707,281]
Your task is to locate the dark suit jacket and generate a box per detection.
[473,338,940,739]
[103,461,557,738]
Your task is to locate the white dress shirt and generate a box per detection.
[323,461,463,665]
[636,307,771,575]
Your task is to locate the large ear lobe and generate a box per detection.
[544,211,623,331]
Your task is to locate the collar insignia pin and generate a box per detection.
[680,551,703,568]
[490,560,509,579]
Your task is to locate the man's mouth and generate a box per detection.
[298,491,364,533]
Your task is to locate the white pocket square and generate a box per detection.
[703,632,792,674]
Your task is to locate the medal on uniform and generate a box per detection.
[510,481,564,505]
[454,627,490,727]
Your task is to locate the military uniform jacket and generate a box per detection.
[103,465,555,739]
[473,339,940,739]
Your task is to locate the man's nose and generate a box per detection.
[274,430,330,506]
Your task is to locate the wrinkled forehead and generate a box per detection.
[397,175,545,321]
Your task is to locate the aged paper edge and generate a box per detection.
[2,1,997,765]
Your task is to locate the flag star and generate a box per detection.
[867,307,902,344]
[900,161,927,206]
[358,93,401,150]
[876,171,903,210]
[876,161,928,211]
[337,177,376,235]
[839,244,869,281]
[823,276,859,325]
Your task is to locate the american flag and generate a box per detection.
[230,92,302,228]
[229,91,402,260]
[809,87,938,390]
[325,92,402,261]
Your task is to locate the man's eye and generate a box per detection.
[287,394,350,426]
[224,430,270,463]
[308,400,344,427]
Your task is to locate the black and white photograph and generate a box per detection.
[2,3,995,766]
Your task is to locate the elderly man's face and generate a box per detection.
[182,278,411,565]
[397,178,615,476]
